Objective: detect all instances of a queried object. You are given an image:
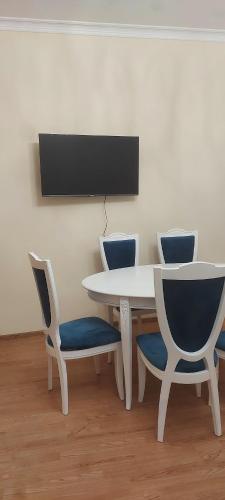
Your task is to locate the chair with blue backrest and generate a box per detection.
[157,228,198,265]
[99,233,152,335]
[136,262,225,442]
[29,252,124,415]
[99,233,139,271]
[157,228,199,397]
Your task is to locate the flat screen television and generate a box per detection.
[38,134,139,196]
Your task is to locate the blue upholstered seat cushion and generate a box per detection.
[137,332,218,372]
[47,317,120,351]
[216,331,225,351]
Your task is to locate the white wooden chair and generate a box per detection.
[99,233,152,333]
[157,229,200,396]
[137,262,225,442]
[157,228,198,264]
[29,252,124,415]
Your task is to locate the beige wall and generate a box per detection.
[1,30,225,334]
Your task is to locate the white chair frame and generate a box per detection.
[158,228,200,397]
[157,228,198,264]
[157,229,200,397]
[29,252,124,415]
[137,262,225,442]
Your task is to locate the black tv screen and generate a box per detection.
[39,134,139,196]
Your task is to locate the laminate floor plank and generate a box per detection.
[1,323,225,499]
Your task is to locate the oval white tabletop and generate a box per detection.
[82,264,156,299]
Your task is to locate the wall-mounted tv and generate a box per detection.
[38,134,139,196]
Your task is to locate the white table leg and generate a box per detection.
[120,297,132,410]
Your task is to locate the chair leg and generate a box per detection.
[137,350,146,402]
[157,377,172,442]
[48,355,53,391]
[196,383,201,398]
[108,305,114,325]
[57,358,69,416]
[94,355,101,375]
[107,306,114,364]
[208,365,222,436]
[114,346,124,400]
[208,359,219,406]
[208,381,211,407]
[137,315,142,334]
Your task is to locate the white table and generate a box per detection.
[82,265,157,410]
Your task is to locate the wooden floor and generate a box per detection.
[1,321,225,500]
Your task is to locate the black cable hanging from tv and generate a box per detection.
[103,196,108,236]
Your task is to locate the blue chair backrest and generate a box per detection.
[103,239,136,270]
[163,277,225,352]
[33,268,51,328]
[161,235,195,263]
